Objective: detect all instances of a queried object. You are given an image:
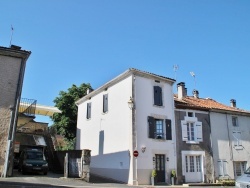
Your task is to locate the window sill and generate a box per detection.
[185,141,199,144]
[234,146,243,150]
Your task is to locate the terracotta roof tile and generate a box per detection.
[174,96,250,114]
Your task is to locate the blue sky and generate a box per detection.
[1,1,250,124]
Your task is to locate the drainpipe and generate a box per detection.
[131,75,138,185]
[208,111,215,183]
[226,114,234,161]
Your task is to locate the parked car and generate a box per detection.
[235,167,250,188]
[18,149,48,175]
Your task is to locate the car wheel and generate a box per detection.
[22,168,26,175]
[18,167,21,172]
[43,172,47,175]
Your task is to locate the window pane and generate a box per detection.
[190,156,194,172]
[187,123,195,141]
[155,120,163,139]
[185,156,188,172]
[196,156,201,172]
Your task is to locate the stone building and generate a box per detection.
[0,45,31,177]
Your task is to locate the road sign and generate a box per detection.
[133,150,139,157]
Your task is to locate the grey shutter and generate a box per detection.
[103,94,108,113]
[87,103,91,119]
[154,86,162,106]
[148,116,155,138]
[165,119,172,140]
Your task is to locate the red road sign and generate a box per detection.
[133,150,139,157]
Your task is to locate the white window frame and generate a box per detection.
[234,161,247,177]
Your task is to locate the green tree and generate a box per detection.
[51,83,91,149]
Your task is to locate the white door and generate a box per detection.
[184,155,203,182]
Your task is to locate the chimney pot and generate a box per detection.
[192,89,199,98]
[230,99,236,107]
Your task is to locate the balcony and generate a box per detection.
[19,98,37,117]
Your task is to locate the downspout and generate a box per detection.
[132,74,138,185]
[5,53,30,177]
[226,113,234,161]
[208,111,215,183]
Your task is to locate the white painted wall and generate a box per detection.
[76,75,133,183]
[210,112,250,179]
[134,76,176,184]
[76,72,176,185]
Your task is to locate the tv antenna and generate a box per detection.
[173,64,179,80]
[190,71,196,89]
[9,25,14,47]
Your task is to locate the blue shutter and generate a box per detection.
[154,86,162,106]
[165,119,172,140]
[148,116,155,138]
[103,94,108,113]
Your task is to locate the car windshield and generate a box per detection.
[244,167,250,174]
[27,152,43,160]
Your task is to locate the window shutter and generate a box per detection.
[148,116,155,138]
[87,103,91,119]
[103,94,108,113]
[154,86,162,106]
[218,160,223,176]
[196,122,203,142]
[165,119,172,140]
[182,122,188,141]
[223,160,228,176]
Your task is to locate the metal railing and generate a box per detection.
[19,98,37,116]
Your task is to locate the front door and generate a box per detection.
[155,154,165,182]
[184,155,202,182]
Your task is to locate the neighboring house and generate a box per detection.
[0,45,31,177]
[174,82,250,183]
[210,100,250,180]
[174,82,213,184]
[76,68,176,185]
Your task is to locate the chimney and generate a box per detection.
[230,99,236,107]
[192,89,199,98]
[87,88,93,94]
[177,82,186,99]
[10,45,21,50]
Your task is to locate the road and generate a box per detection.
[0,170,235,188]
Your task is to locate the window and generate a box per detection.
[182,121,203,143]
[148,116,172,140]
[187,123,195,141]
[218,160,228,177]
[103,94,108,113]
[154,86,163,106]
[234,161,247,177]
[232,131,242,149]
[188,112,194,117]
[232,116,238,127]
[86,102,91,119]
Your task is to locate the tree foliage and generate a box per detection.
[51,83,91,145]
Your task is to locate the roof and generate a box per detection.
[0,45,31,60]
[76,68,175,105]
[174,95,250,115]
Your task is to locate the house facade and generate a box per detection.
[0,45,31,177]
[76,68,176,185]
[210,100,250,180]
[174,82,213,184]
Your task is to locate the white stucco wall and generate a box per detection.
[76,72,175,185]
[210,112,250,179]
[76,75,133,183]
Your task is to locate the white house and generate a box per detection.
[210,99,250,180]
[76,68,176,185]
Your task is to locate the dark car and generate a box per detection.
[18,149,48,175]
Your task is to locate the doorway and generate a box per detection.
[155,154,165,182]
